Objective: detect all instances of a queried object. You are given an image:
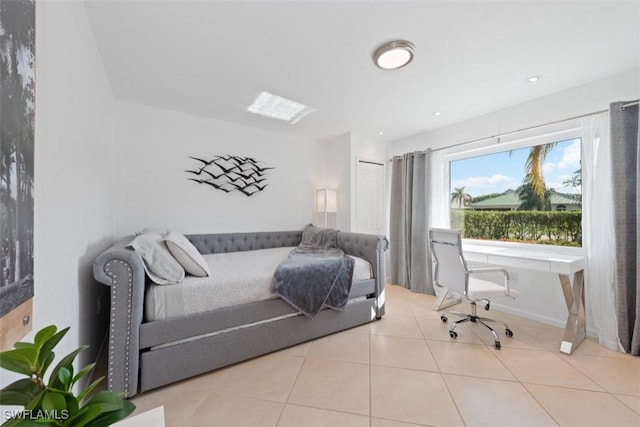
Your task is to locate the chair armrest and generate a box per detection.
[468,267,516,297]
[468,267,510,279]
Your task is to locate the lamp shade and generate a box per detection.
[316,189,337,213]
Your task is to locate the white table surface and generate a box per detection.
[463,243,585,275]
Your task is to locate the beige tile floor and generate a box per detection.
[130,284,640,427]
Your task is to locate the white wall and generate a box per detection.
[33,0,116,367]
[389,69,639,330]
[113,102,323,235]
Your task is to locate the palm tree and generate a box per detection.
[517,184,552,211]
[517,183,543,211]
[562,168,582,194]
[524,142,557,202]
[451,187,471,209]
[513,141,559,213]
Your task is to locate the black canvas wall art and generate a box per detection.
[0,0,35,347]
[186,154,273,197]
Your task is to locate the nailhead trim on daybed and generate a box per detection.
[104,259,133,395]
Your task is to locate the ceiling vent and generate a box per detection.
[247,91,316,124]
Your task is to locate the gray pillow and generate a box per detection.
[300,224,338,249]
[128,232,185,285]
[164,231,211,277]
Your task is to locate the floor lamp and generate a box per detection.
[316,189,337,228]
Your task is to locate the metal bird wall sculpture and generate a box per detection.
[186,155,274,197]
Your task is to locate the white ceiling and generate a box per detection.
[84,0,640,142]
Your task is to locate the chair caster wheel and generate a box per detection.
[484,303,490,311]
[495,341,501,350]
[449,330,458,339]
[441,315,448,323]
[505,328,514,337]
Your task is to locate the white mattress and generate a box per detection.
[145,246,373,321]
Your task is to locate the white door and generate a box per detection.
[355,160,385,234]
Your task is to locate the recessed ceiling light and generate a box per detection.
[527,75,542,83]
[378,131,384,136]
[432,111,442,116]
[372,40,415,70]
[247,91,315,124]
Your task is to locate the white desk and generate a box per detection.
[447,243,586,355]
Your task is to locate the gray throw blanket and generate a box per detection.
[273,246,354,318]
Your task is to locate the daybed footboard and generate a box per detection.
[93,230,388,397]
[336,231,388,318]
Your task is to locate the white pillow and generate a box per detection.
[128,232,185,285]
[164,231,211,277]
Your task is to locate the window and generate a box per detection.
[447,126,582,247]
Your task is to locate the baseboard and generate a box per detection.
[489,302,563,328]
[490,302,600,340]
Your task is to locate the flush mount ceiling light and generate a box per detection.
[527,75,543,83]
[372,40,415,70]
[247,91,316,124]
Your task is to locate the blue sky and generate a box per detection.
[450,138,581,197]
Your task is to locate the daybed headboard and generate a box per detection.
[187,230,303,254]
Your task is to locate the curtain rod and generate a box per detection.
[430,108,609,153]
[390,100,639,160]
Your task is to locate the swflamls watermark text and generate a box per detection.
[3,409,70,421]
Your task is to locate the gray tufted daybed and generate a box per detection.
[93,229,388,397]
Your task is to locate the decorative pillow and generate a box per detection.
[300,224,338,249]
[134,227,162,235]
[128,232,185,285]
[164,231,211,277]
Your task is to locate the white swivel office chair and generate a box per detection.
[428,228,518,349]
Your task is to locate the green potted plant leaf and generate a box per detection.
[0,325,135,426]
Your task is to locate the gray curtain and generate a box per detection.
[389,150,434,294]
[610,101,640,355]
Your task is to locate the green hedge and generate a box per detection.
[450,210,582,246]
